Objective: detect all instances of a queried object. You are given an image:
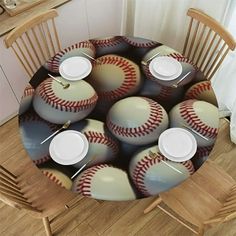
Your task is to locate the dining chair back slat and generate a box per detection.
[4,10,61,78]
[183,8,235,80]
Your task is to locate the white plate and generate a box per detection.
[59,56,92,81]
[49,130,89,165]
[158,128,197,162]
[149,56,182,81]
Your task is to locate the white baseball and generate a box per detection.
[86,55,141,103]
[106,96,169,145]
[33,77,98,124]
[185,81,218,106]
[19,112,58,164]
[89,36,128,56]
[169,99,219,147]
[139,78,184,102]
[41,168,72,190]
[122,36,159,48]
[46,40,96,73]
[129,145,195,196]
[72,164,136,201]
[70,119,119,169]
[19,84,34,115]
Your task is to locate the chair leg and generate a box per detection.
[198,226,205,236]
[144,197,162,214]
[42,217,52,236]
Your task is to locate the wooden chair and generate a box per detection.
[0,160,82,236]
[183,8,236,80]
[144,119,236,235]
[4,9,61,78]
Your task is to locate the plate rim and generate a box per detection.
[59,56,92,81]
[49,130,89,165]
[158,127,197,162]
[149,56,182,81]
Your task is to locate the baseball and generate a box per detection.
[139,78,184,103]
[19,84,35,115]
[192,146,213,169]
[86,55,141,104]
[89,36,129,56]
[169,99,219,147]
[33,77,98,124]
[19,112,58,165]
[70,119,119,169]
[46,40,95,73]
[41,168,72,190]
[184,81,218,106]
[129,145,195,196]
[106,96,169,145]
[72,164,136,201]
[122,36,159,48]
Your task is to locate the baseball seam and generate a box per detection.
[122,37,159,48]
[22,85,34,98]
[195,146,213,158]
[179,100,218,139]
[75,164,110,196]
[93,56,139,101]
[132,153,195,196]
[34,155,51,165]
[84,131,119,155]
[185,81,212,100]
[169,52,198,70]
[38,79,98,112]
[47,41,95,72]
[90,36,123,48]
[107,98,164,138]
[42,170,64,187]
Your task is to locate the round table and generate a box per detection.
[18,36,219,201]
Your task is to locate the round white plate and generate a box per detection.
[149,56,182,81]
[49,130,89,165]
[59,56,92,81]
[159,128,197,162]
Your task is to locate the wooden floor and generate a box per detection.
[1,117,236,236]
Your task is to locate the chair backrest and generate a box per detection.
[183,8,236,80]
[4,9,61,78]
[0,165,41,213]
[0,162,76,218]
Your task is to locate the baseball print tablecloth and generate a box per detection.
[18,36,219,201]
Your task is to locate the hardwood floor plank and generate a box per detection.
[87,200,138,235]
[101,198,159,236]
[67,221,99,236]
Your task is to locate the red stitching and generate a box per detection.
[185,81,212,100]
[132,152,195,196]
[107,98,165,137]
[195,146,213,158]
[169,52,198,70]
[75,164,110,196]
[122,37,159,48]
[33,156,51,165]
[91,55,140,101]
[179,100,218,139]
[22,85,34,98]
[84,131,119,155]
[47,41,95,72]
[37,79,98,112]
[42,170,64,187]
[90,36,123,48]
